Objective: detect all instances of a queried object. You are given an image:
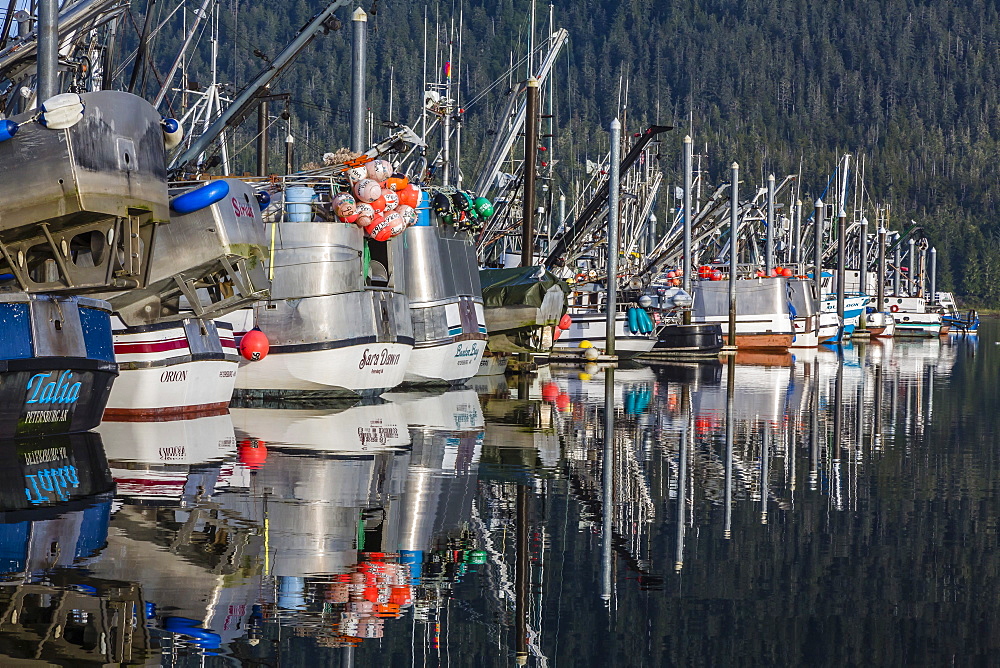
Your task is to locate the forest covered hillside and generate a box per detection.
[144,0,1000,301]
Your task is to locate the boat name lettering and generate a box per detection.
[232,197,256,219]
[26,371,82,405]
[219,370,237,378]
[358,348,402,370]
[22,409,70,424]
[22,447,68,466]
[358,425,399,447]
[159,446,186,460]
[160,370,188,383]
[454,343,479,359]
[24,465,79,504]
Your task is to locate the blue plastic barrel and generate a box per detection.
[399,549,425,584]
[285,187,316,222]
[414,190,432,226]
[277,575,306,609]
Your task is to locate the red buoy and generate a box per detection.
[240,328,269,361]
[238,438,268,469]
[558,314,572,330]
[555,392,571,410]
[541,382,560,402]
[710,270,723,281]
[781,267,794,277]
[698,265,712,279]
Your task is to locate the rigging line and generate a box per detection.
[114,0,189,81]
[140,0,170,94]
[461,49,532,109]
[119,5,178,116]
[227,113,281,159]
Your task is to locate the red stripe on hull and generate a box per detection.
[103,402,231,422]
[114,339,190,354]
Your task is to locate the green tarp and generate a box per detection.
[480,266,569,310]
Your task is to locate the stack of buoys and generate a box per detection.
[627,306,655,334]
[331,158,423,241]
[697,265,713,279]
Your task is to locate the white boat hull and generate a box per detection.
[865,312,896,338]
[105,319,239,419]
[477,353,509,376]
[234,342,412,397]
[230,401,411,452]
[99,413,237,501]
[790,315,820,348]
[404,339,486,385]
[554,312,657,357]
[818,311,841,342]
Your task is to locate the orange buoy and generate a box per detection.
[240,328,269,361]
[398,184,420,208]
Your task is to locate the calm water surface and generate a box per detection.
[1,322,996,666]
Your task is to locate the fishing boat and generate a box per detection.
[0,89,174,436]
[102,179,269,419]
[401,200,487,385]
[882,296,943,337]
[936,292,979,333]
[787,278,820,348]
[645,322,724,357]
[227,176,414,399]
[820,293,873,339]
[639,284,723,358]
[553,306,658,358]
[691,278,795,351]
[480,266,568,353]
[864,310,896,338]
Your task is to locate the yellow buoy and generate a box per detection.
[579,340,593,349]
[578,372,591,381]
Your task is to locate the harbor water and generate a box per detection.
[1,322,996,665]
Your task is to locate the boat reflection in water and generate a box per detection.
[0,433,154,665]
[98,411,237,503]
[5,326,985,664]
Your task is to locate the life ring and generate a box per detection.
[889,304,900,313]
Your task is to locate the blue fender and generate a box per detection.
[627,307,640,334]
[170,180,230,214]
